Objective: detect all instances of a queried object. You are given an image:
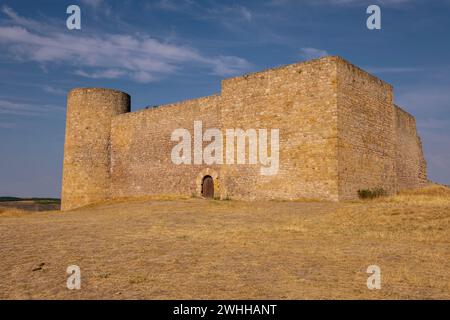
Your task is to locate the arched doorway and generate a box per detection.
[201,175,214,199]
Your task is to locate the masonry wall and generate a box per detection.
[336,58,397,200]
[62,88,130,210]
[110,57,340,202]
[220,57,339,201]
[62,56,428,210]
[110,95,221,199]
[394,105,428,190]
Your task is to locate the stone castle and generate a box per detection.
[61,56,428,210]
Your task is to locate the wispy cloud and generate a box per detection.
[80,0,105,8]
[0,99,62,116]
[74,69,127,80]
[153,0,195,11]
[209,55,252,76]
[207,4,253,23]
[155,0,253,22]
[151,1,255,32]
[336,0,416,5]
[0,6,252,82]
[299,47,329,60]
[1,5,43,29]
[42,85,66,96]
[268,0,417,7]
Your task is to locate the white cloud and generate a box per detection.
[189,3,255,32]
[42,85,66,96]
[0,6,251,82]
[326,0,416,5]
[268,0,416,7]
[1,5,43,29]
[79,0,114,17]
[208,56,252,76]
[219,5,253,23]
[155,1,253,22]
[236,6,253,22]
[74,69,126,80]
[266,0,290,6]
[154,0,194,11]
[299,47,329,60]
[80,0,105,8]
[0,99,62,116]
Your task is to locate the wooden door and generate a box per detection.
[202,176,214,199]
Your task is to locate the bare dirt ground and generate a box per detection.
[0,186,449,299]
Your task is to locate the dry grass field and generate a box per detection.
[0,185,449,299]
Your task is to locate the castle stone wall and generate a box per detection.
[61,56,428,210]
[336,58,397,200]
[110,95,221,199]
[61,88,130,210]
[220,57,339,200]
[394,105,428,190]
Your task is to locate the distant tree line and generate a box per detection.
[0,197,60,203]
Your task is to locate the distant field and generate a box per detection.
[0,197,60,203]
[0,197,60,212]
[0,186,449,299]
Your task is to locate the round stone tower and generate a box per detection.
[61,88,130,210]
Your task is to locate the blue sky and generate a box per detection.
[0,0,449,197]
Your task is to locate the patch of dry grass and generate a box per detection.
[371,184,450,206]
[0,206,31,217]
[0,187,449,299]
[80,194,192,209]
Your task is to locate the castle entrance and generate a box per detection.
[201,176,214,199]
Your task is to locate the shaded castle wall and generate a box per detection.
[220,57,339,200]
[61,88,130,211]
[110,95,221,199]
[336,58,397,200]
[394,105,428,189]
